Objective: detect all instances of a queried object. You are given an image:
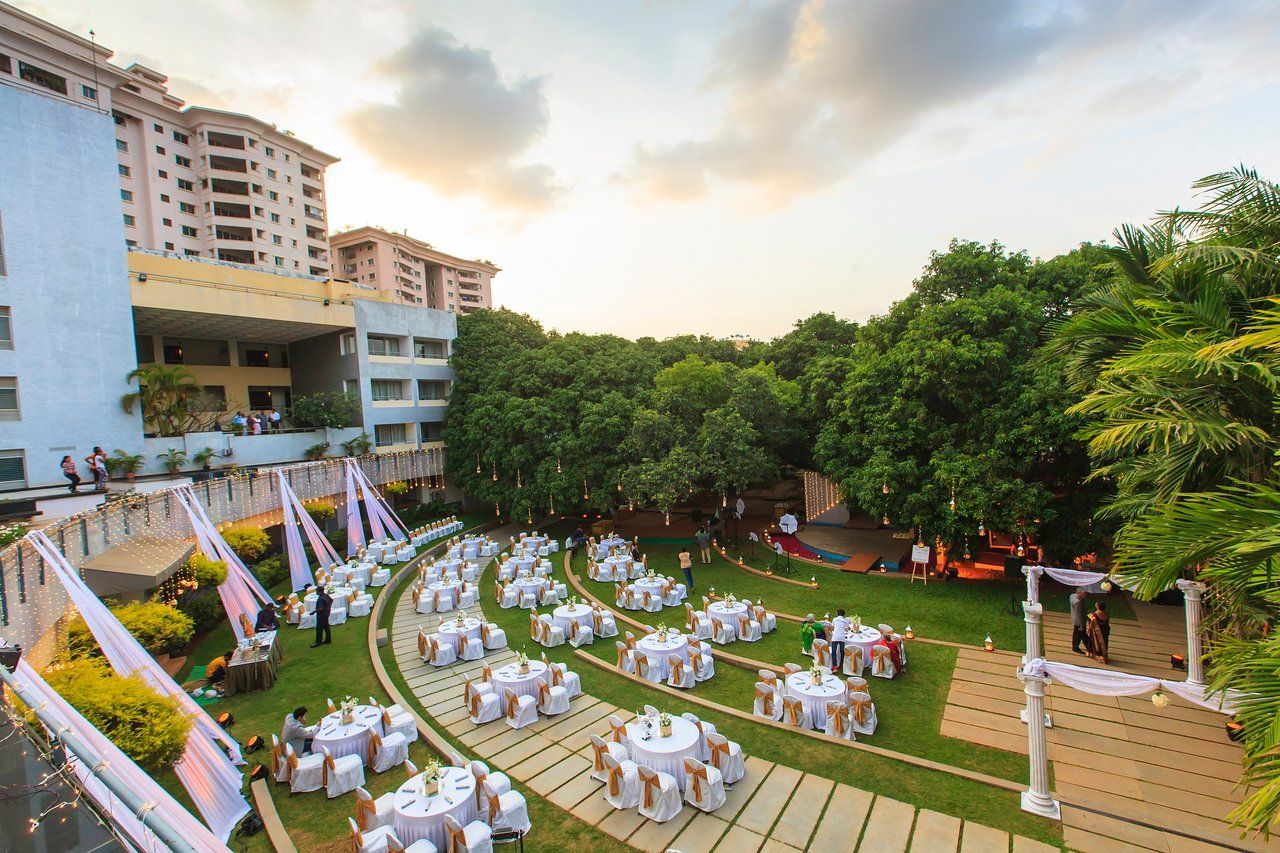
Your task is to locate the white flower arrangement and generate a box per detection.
[516,651,530,667]
[657,711,672,726]
[340,695,358,714]
[654,622,669,638]
[725,592,738,604]
[852,614,863,631]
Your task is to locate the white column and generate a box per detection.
[1019,601,1052,727]
[1018,666,1061,820]
[1022,564,1041,606]
[1176,579,1207,686]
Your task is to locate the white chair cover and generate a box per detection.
[706,733,745,785]
[536,678,571,715]
[322,745,364,798]
[682,758,726,812]
[601,754,641,809]
[637,766,683,823]
[503,689,538,730]
[371,731,409,773]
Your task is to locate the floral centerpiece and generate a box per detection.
[725,592,738,605]
[852,614,863,632]
[516,650,530,674]
[455,608,467,626]
[646,566,657,580]
[654,622,669,642]
[419,757,443,796]
[810,663,824,686]
[657,711,672,738]
[339,695,358,726]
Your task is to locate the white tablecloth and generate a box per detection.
[635,633,689,680]
[633,577,667,602]
[304,586,354,614]
[599,556,630,582]
[438,617,483,642]
[313,704,383,762]
[427,581,461,610]
[596,537,628,560]
[392,767,479,850]
[491,660,549,699]
[552,604,594,635]
[841,625,884,667]
[785,672,845,729]
[461,540,481,560]
[513,577,549,598]
[510,556,535,572]
[707,601,749,639]
[625,716,701,789]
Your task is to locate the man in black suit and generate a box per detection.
[311,589,333,647]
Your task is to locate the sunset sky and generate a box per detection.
[23,0,1280,339]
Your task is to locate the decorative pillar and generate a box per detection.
[1019,601,1052,727]
[1022,564,1041,606]
[1018,665,1061,820]
[1176,579,1207,686]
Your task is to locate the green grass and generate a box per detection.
[464,526,1064,847]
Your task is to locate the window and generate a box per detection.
[198,385,226,411]
[366,335,401,357]
[265,145,275,157]
[269,213,280,223]
[177,178,194,191]
[162,217,172,227]
[417,380,450,400]
[160,194,170,203]
[0,54,9,74]
[274,257,284,267]
[343,379,359,397]
[18,61,66,94]
[374,423,406,447]
[116,139,128,152]
[247,387,273,409]
[179,202,196,214]
[0,451,26,489]
[81,84,97,100]
[267,190,279,201]
[126,240,138,247]
[164,241,174,250]
[173,130,189,144]
[154,123,164,133]
[123,214,136,226]
[340,333,356,355]
[413,338,447,359]
[367,273,376,281]
[175,155,192,168]
[158,169,168,179]
[0,378,18,419]
[267,168,277,179]
[371,379,405,401]
[112,111,125,126]
[120,189,133,202]
[243,348,271,367]
[155,146,166,155]
[163,343,184,364]
[181,225,197,237]
[272,234,282,245]
[118,164,131,177]
[0,308,11,349]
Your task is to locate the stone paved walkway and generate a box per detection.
[387,548,1062,852]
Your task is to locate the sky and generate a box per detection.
[22,0,1280,340]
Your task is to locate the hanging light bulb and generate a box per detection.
[491,462,497,482]
[664,511,670,526]
[583,477,590,500]
[882,514,890,526]
[475,454,481,475]
[1017,538,1026,557]
[628,500,634,511]
[556,457,562,474]
[977,518,985,536]
[882,481,889,495]
[617,481,622,492]
[526,507,533,524]
[549,494,556,514]
[516,469,522,489]
[722,494,728,508]
[963,545,972,560]
[949,488,956,512]
[494,501,500,517]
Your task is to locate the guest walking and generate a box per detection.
[801,614,816,657]
[60,455,81,494]
[695,526,712,564]
[85,446,108,492]
[311,587,333,647]
[1087,601,1111,663]
[678,545,695,593]
[830,608,849,671]
[1070,587,1089,655]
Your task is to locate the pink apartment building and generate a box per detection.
[329,226,499,314]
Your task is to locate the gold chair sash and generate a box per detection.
[709,739,730,770]
[530,614,539,641]
[355,794,378,831]
[754,685,775,717]
[617,645,631,669]
[609,718,628,744]
[851,698,872,725]
[606,762,624,796]
[827,703,849,736]
[368,731,382,765]
[505,693,520,719]
[591,740,608,772]
[447,822,468,853]
[783,697,803,726]
[418,632,428,658]
[671,656,685,682]
[641,771,661,808]
[687,760,708,801]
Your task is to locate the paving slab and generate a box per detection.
[959,820,1009,853]
[598,804,648,842]
[547,771,603,811]
[672,813,732,853]
[502,742,571,782]
[736,764,802,836]
[769,773,833,849]
[470,726,530,757]
[811,783,874,851]
[909,809,960,852]
[719,756,773,821]
[456,721,508,749]
[568,787,616,827]
[1011,835,1063,853]
[628,809,694,852]
[714,824,767,853]
[859,795,915,853]
[758,839,801,852]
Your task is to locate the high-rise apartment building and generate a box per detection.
[0,2,338,276]
[329,226,499,314]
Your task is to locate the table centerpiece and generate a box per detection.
[419,758,443,796]
[516,650,530,675]
[339,695,358,726]
[658,711,672,738]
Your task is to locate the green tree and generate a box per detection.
[120,364,207,437]
[288,391,358,429]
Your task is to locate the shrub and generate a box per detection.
[326,529,348,552]
[252,555,289,589]
[43,658,190,772]
[176,587,224,633]
[302,499,336,524]
[0,522,28,547]
[303,442,330,461]
[288,392,358,429]
[383,481,409,496]
[187,553,228,588]
[68,601,194,658]
[222,524,270,563]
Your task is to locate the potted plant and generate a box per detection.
[192,447,216,471]
[340,432,373,457]
[156,448,188,475]
[303,442,330,461]
[108,450,144,481]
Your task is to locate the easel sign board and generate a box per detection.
[911,544,931,564]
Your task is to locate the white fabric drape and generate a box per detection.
[276,471,341,591]
[173,487,270,641]
[1023,658,1242,714]
[345,461,366,557]
[26,531,250,840]
[14,660,231,853]
[346,458,407,541]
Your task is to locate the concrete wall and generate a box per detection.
[0,86,142,490]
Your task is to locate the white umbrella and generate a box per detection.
[779,513,799,534]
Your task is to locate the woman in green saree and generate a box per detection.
[800,614,816,657]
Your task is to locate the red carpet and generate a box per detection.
[771,532,820,560]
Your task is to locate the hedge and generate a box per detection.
[69,601,194,658]
[188,553,228,588]
[253,555,289,590]
[222,524,270,563]
[176,587,224,634]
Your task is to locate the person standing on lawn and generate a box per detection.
[695,526,712,564]
[830,608,849,671]
[1070,587,1090,654]
[801,614,817,657]
[678,545,695,593]
[312,587,333,647]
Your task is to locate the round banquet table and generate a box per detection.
[313,704,383,761]
[706,601,749,639]
[338,564,372,586]
[625,716,701,790]
[490,659,549,699]
[461,540,481,560]
[304,586,354,614]
[552,603,595,635]
[437,616,483,643]
[596,537,628,560]
[632,577,668,603]
[844,625,884,669]
[785,671,846,729]
[600,556,630,581]
[635,632,690,680]
[513,577,549,599]
[426,581,461,610]
[392,766,480,850]
[510,555,535,572]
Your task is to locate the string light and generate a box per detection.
[556,458,562,474]
[516,469,522,489]
[475,454,481,475]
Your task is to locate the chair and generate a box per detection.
[711,617,734,645]
[681,712,717,760]
[480,781,531,836]
[496,582,519,608]
[368,730,409,773]
[347,816,405,853]
[369,565,391,587]
[349,590,374,619]
[784,663,803,675]
[737,613,762,643]
[518,587,538,610]
[664,578,685,606]
[416,629,434,663]
[589,734,629,783]
[637,765,683,823]
[870,644,897,679]
[781,696,811,729]
[877,623,895,637]
[381,705,418,744]
[812,639,831,669]
[893,633,909,667]
[322,745,365,798]
[468,760,511,810]
[615,640,637,674]
[641,590,663,613]
[466,681,503,724]
[536,677,571,715]
[459,582,480,609]
[601,753,641,810]
[706,732,745,784]
[285,743,324,794]
[624,631,637,650]
[427,636,457,667]
[824,702,853,740]
[270,734,290,784]
[682,757,727,812]
[413,587,434,615]
[354,786,395,831]
[544,654,582,698]
[537,617,566,648]
[538,585,560,608]
[594,609,619,638]
[503,688,538,730]
[297,604,316,631]
[685,604,713,640]
[553,580,569,600]
[442,814,492,853]
[690,647,716,681]
[460,631,486,662]
[754,604,777,634]
[568,620,594,648]
[842,646,866,677]
[480,622,508,651]
[614,584,631,610]
[753,681,780,721]
[667,655,695,689]
[635,654,663,685]
[846,675,870,697]
[849,691,878,736]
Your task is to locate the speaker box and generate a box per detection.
[1003,555,1024,580]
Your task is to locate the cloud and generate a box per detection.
[620,0,1214,204]
[344,28,561,211]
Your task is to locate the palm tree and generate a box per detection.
[120,364,207,437]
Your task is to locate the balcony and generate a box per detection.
[306,226,325,241]
[206,131,246,150]
[209,155,248,173]
[216,248,254,264]
[214,225,252,242]
[212,202,251,219]
[303,204,325,221]
[307,246,329,261]
[210,178,249,196]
